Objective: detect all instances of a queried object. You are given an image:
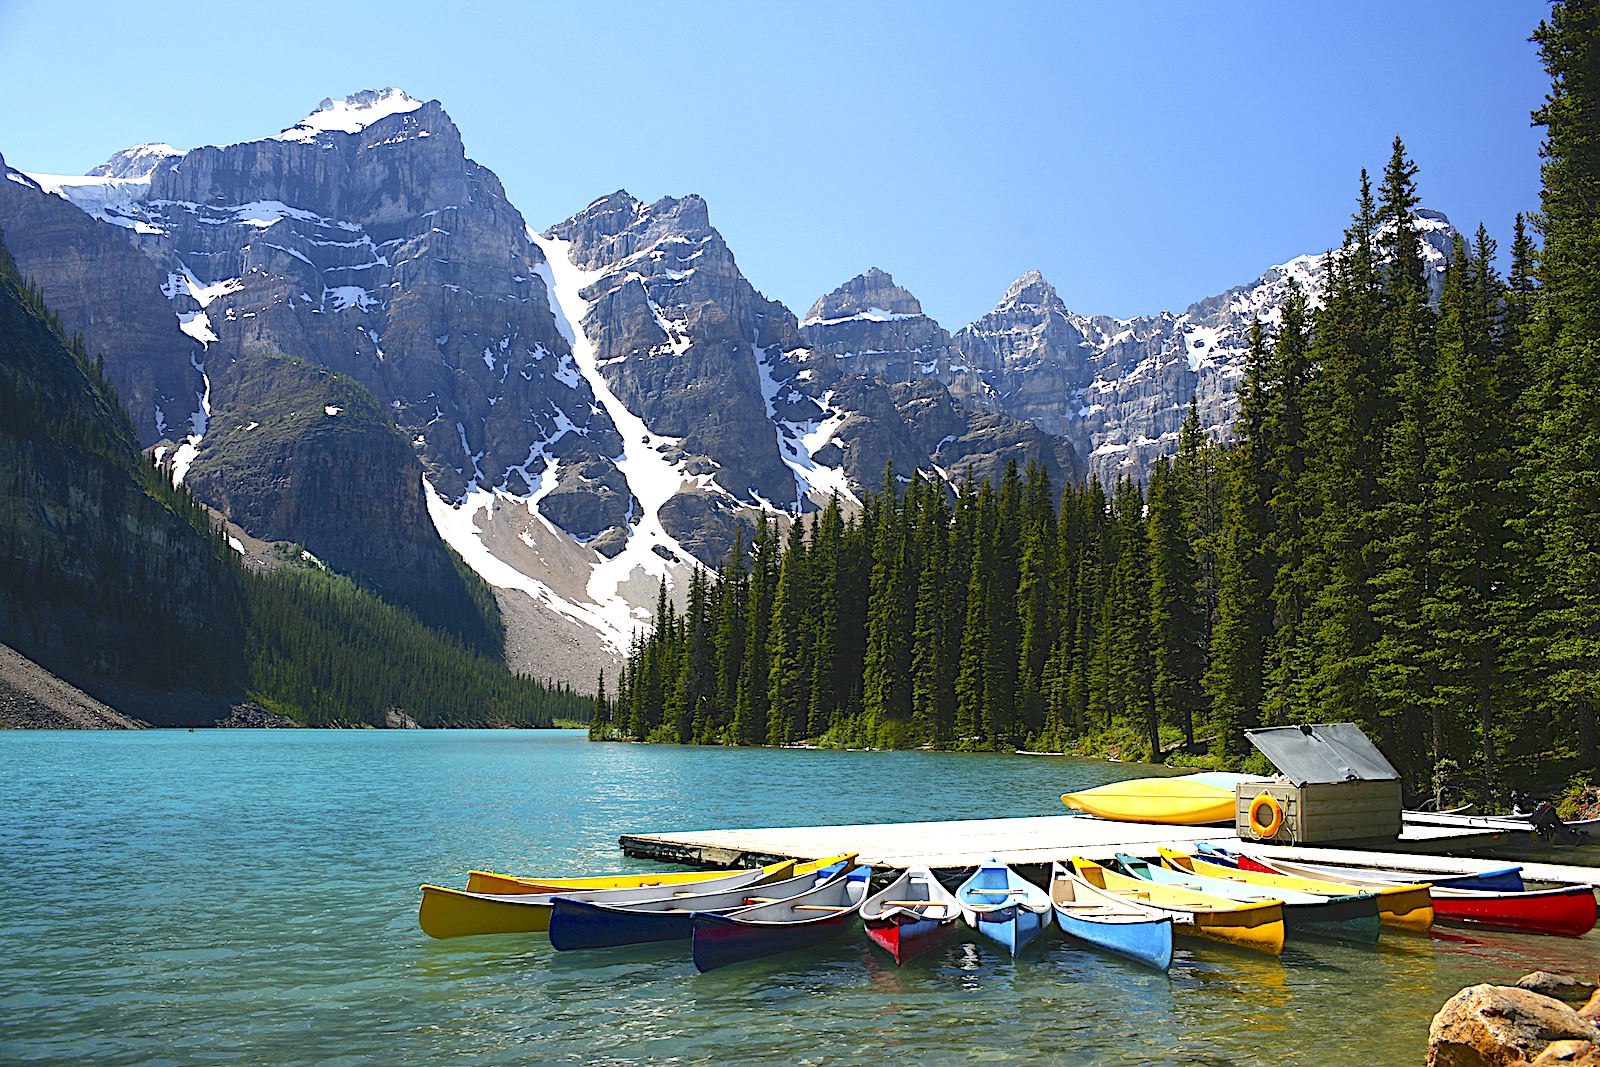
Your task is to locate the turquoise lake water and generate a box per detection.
[4,729,1597,1066]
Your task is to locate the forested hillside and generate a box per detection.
[605,3,1600,807]
[0,228,588,728]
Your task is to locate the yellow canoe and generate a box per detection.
[419,855,852,940]
[1174,852,1434,933]
[1072,857,1285,955]
[466,866,767,895]
[1062,776,1237,825]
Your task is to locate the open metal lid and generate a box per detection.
[1244,723,1400,786]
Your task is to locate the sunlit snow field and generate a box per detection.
[3,730,1595,1066]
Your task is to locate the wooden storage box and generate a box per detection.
[1234,779,1402,845]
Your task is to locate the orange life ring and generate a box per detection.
[1248,793,1285,839]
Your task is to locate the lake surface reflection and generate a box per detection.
[2,729,1593,1066]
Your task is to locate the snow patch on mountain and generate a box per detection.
[756,345,859,508]
[525,229,694,645]
[87,143,181,180]
[425,481,635,648]
[20,172,163,233]
[276,89,424,142]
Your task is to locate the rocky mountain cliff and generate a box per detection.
[946,211,1457,481]
[3,87,1459,688]
[1,104,514,653]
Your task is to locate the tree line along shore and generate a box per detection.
[598,6,1600,813]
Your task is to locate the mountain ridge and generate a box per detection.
[1,88,1458,688]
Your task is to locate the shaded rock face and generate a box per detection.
[550,190,805,509]
[949,212,1457,483]
[1428,984,1600,1067]
[801,267,961,386]
[796,269,1084,494]
[0,155,205,447]
[819,375,1081,495]
[179,352,500,653]
[0,250,245,709]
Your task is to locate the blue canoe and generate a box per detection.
[1194,841,1526,892]
[548,857,854,951]
[690,865,872,972]
[956,857,1052,956]
[1048,861,1173,969]
[1115,852,1380,945]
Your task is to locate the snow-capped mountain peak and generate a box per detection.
[86,143,182,180]
[276,88,425,142]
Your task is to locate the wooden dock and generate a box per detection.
[617,813,1564,875]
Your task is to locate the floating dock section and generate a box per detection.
[618,813,1578,876]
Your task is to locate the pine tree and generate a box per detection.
[1428,231,1516,798]
[1016,462,1058,740]
[1148,454,1206,755]
[588,671,610,740]
[1205,321,1278,759]
[1303,170,1390,727]
[955,480,996,747]
[713,528,749,742]
[766,517,812,745]
[1263,282,1319,720]
[1519,0,1600,767]
[911,487,955,744]
[806,498,845,736]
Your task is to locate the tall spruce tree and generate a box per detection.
[1205,320,1278,758]
[1520,0,1600,767]
[1148,454,1206,754]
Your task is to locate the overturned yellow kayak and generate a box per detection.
[1063,773,1256,825]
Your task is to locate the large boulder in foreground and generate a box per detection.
[1429,985,1599,1067]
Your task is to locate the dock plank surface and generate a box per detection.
[618,814,1526,872]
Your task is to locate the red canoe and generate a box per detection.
[859,866,961,965]
[1235,854,1597,938]
[1429,884,1597,938]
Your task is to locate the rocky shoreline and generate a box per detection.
[0,641,311,729]
[0,642,150,729]
[1430,971,1600,1066]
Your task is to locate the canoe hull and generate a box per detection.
[956,858,1054,957]
[1053,907,1173,970]
[1281,895,1382,944]
[548,897,696,950]
[1062,777,1236,825]
[864,914,957,965]
[545,857,860,951]
[466,867,766,895]
[1433,887,1598,937]
[1229,854,1436,932]
[689,865,871,972]
[1072,859,1284,956]
[1049,863,1174,969]
[1148,850,1380,945]
[1196,843,1524,893]
[692,910,856,972]
[969,907,1048,956]
[860,866,961,965]
[419,884,551,938]
[1186,906,1286,955]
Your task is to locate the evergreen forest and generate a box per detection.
[603,2,1600,807]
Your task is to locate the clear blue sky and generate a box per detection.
[0,1,1552,328]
